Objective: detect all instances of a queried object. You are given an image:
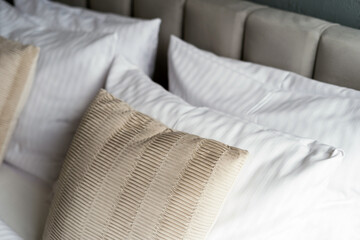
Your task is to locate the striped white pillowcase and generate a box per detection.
[14,0,161,76]
[169,35,360,100]
[1,1,118,184]
[168,36,360,197]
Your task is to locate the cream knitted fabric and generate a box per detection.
[44,89,248,240]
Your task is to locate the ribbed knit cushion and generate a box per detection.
[43,89,248,240]
[0,36,39,163]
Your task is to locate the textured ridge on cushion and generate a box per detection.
[0,36,39,163]
[43,89,248,240]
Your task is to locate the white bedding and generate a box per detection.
[0,163,51,240]
[0,220,22,240]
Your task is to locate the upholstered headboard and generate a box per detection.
[30,0,360,90]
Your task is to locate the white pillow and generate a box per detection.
[168,36,360,197]
[105,56,344,240]
[169,36,360,102]
[168,36,360,239]
[15,0,161,76]
[1,1,118,183]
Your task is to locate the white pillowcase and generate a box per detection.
[15,0,161,76]
[169,36,360,102]
[168,36,360,239]
[105,56,344,240]
[168,36,360,196]
[1,1,117,183]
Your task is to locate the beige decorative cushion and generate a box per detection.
[44,89,248,240]
[0,36,39,163]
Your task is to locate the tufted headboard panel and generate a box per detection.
[51,0,360,90]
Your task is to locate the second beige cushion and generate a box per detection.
[0,36,39,163]
[44,89,248,240]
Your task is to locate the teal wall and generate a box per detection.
[249,0,360,29]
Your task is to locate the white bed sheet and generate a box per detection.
[0,163,51,240]
[0,219,22,240]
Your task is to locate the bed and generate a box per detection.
[1,0,360,239]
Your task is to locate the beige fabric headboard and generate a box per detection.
[57,0,360,90]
